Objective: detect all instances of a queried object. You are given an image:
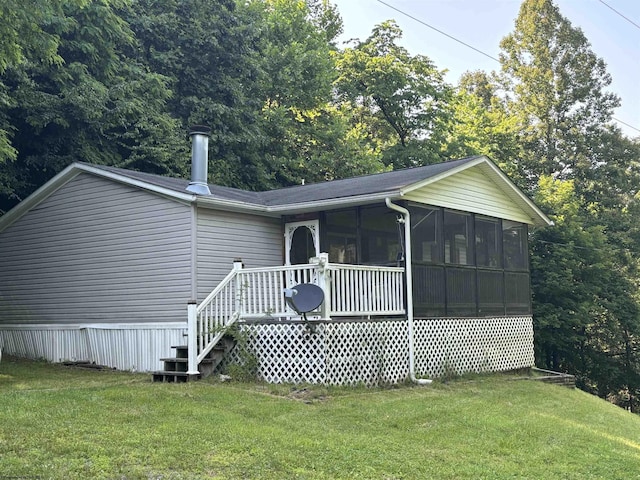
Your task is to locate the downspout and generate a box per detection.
[385,198,433,386]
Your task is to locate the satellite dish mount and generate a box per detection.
[283,283,325,333]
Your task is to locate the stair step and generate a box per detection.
[171,344,227,352]
[151,371,201,383]
[153,336,237,382]
[160,357,216,365]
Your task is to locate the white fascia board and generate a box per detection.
[400,156,552,227]
[195,191,403,216]
[271,191,404,213]
[195,196,271,215]
[75,163,196,204]
[0,163,81,233]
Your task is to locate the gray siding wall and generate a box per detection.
[0,173,192,325]
[196,208,283,301]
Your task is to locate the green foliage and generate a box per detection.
[444,71,526,186]
[496,0,640,411]
[500,0,621,187]
[334,20,453,169]
[0,0,185,213]
[531,176,640,409]
[127,0,266,189]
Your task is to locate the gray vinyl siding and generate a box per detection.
[0,173,192,325]
[196,208,282,301]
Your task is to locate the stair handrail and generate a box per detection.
[187,260,243,375]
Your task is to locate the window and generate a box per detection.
[409,205,531,318]
[322,204,532,317]
[444,211,473,265]
[412,207,442,264]
[478,270,505,316]
[360,206,401,265]
[503,221,528,270]
[446,267,476,316]
[413,264,446,317]
[325,210,357,264]
[475,217,501,268]
[505,272,531,314]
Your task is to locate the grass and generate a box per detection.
[1,356,640,479]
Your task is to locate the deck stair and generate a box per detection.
[152,336,235,383]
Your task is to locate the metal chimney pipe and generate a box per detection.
[186,125,212,195]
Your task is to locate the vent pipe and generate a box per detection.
[186,125,212,195]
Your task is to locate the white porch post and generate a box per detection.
[233,258,244,316]
[187,300,199,375]
[312,253,331,320]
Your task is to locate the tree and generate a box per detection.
[334,21,452,169]
[445,71,525,187]
[0,0,184,214]
[126,0,266,190]
[254,0,385,187]
[0,0,72,203]
[500,0,640,410]
[499,0,621,189]
[531,177,640,409]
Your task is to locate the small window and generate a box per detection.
[444,211,473,266]
[360,206,401,265]
[475,217,501,268]
[478,270,505,316]
[503,221,528,270]
[412,264,446,317]
[325,209,357,264]
[505,272,531,314]
[411,207,442,264]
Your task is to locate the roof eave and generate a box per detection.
[0,163,198,234]
[195,191,404,216]
[77,164,196,204]
[0,164,80,233]
[269,191,403,214]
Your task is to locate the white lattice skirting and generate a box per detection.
[233,316,534,386]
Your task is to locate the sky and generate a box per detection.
[330,0,640,138]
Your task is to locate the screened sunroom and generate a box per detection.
[409,205,531,318]
[288,202,532,320]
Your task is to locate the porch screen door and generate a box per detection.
[285,220,320,265]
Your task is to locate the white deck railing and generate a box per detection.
[186,255,405,374]
[237,264,317,318]
[329,264,405,316]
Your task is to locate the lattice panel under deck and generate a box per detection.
[323,321,408,386]
[222,316,534,386]
[245,323,327,384]
[413,317,534,378]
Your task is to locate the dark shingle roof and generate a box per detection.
[87,156,482,208]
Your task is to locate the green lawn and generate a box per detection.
[1,356,639,479]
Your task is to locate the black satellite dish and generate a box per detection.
[283,283,325,321]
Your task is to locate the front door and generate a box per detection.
[285,220,320,265]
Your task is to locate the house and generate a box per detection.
[0,127,551,385]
